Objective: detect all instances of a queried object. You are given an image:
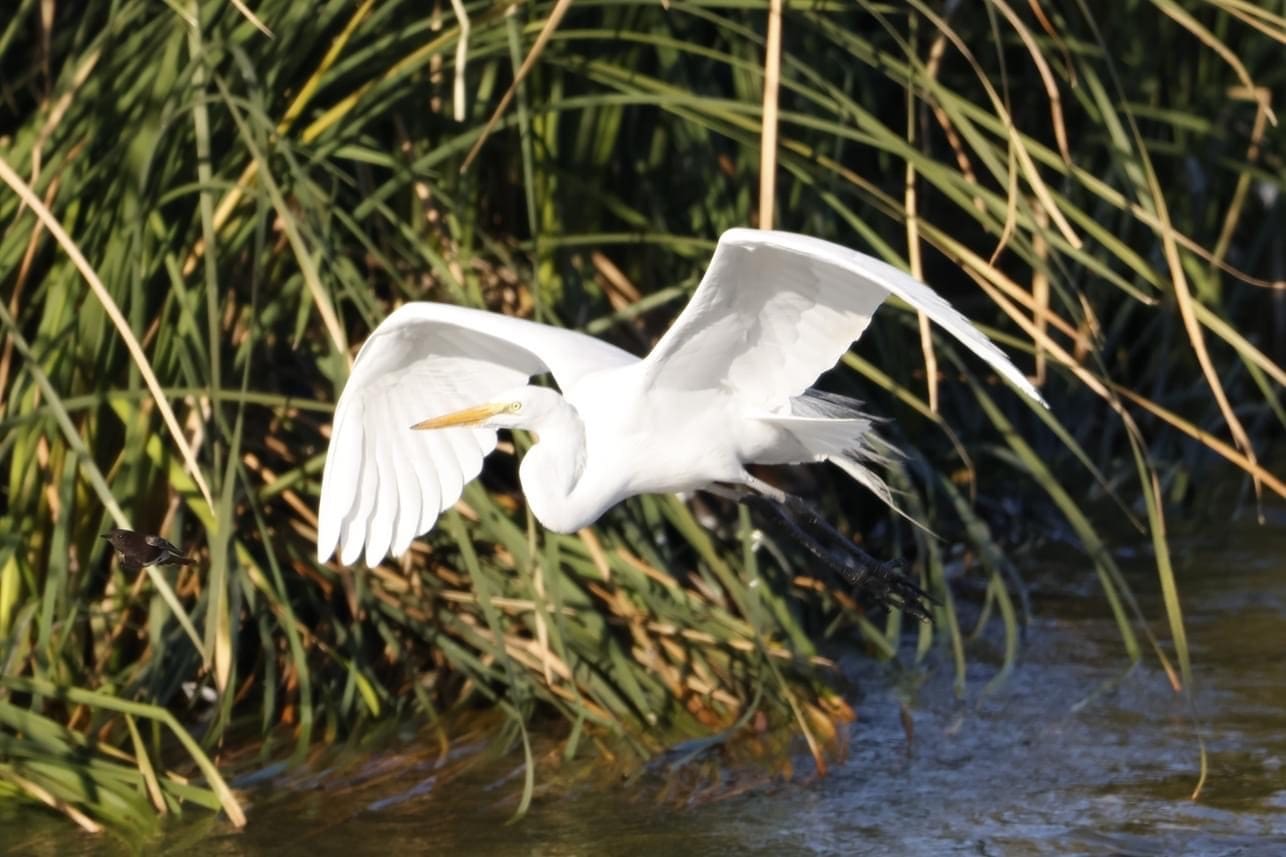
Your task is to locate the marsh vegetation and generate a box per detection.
[0,0,1281,834]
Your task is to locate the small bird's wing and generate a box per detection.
[641,229,1045,408]
[317,302,638,566]
[143,534,184,554]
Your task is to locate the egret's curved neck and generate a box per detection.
[518,399,598,533]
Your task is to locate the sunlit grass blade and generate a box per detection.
[0,156,216,515]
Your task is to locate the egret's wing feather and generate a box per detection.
[367,420,401,565]
[643,228,1044,407]
[387,394,437,542]
[380,395,421,560]
[318,303,637,564]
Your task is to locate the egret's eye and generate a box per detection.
[509,401,522,412]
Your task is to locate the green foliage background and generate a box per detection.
[0,0,1281,832]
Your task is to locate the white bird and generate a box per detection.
[316,229,1044,572]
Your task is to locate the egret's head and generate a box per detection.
[410,386,560,432]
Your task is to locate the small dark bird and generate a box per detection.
[102,528,196,571]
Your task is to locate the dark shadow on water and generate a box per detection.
[4,505,1284,855]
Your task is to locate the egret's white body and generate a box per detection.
[317,229,1044,566]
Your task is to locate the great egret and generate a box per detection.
[317,229,1044,599]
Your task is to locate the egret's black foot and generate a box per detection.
[824,543,936,624]
[735,489,937,624]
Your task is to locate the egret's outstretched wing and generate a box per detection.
[642,228,1044,407]
[317,303,637,566]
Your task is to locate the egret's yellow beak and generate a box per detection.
[411,402,508,430]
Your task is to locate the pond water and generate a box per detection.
[3,503,1284,855]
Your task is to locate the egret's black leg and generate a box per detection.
[714,479,936,623]
[748,495,935,623]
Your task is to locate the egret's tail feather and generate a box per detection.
[758,389,925,524]
[826,452,897,510]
